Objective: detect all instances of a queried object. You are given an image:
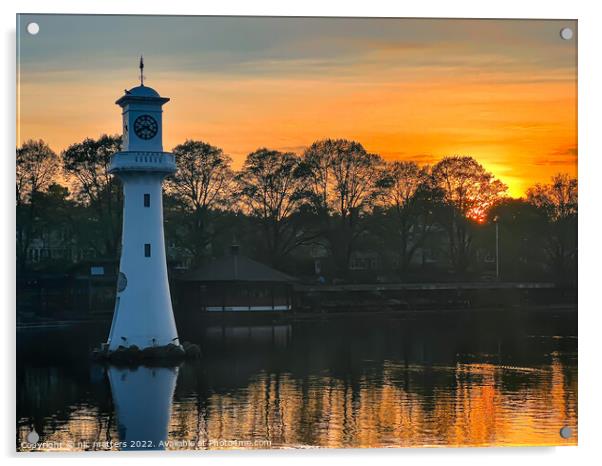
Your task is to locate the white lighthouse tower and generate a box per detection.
[107,58,179,351]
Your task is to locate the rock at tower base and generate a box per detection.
[91,341,201,364]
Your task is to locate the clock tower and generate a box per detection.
[106,59,179,352]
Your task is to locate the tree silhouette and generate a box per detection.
[237,148,309,267]
[15,133,577,286]
[432,156,507,274]
[29,183,78,268]
[62,135,123,257]
[166,140,234,263]
[16,140,60,272]
[376,161,442,275]
[527,174,577,220]
[16,140,59,206]
[527,174,577,283]
[486,198,548,281]
[299,139,384,274]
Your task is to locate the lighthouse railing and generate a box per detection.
[108,151,176,173]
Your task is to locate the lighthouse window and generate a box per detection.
[144,193,150,207]
[144,243,151,257]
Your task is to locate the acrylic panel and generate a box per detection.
[16,15,577,451]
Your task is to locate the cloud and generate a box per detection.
[533,146,578,167]
[17,15,577,197]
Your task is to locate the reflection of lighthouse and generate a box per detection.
[107,58,179,351]
[108,365,178,450]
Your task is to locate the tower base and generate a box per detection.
[91,341,201,364]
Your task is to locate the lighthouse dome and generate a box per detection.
[127,85,160,97]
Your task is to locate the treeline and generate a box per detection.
[16,136,577,283]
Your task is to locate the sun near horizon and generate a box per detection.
[17,15,577,198]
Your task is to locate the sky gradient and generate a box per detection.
[17,15,577,197]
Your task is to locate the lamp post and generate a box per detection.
[493,215,500,281]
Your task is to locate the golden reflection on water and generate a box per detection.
[168,359,576,449]
[18,357,577,451]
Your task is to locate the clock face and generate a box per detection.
[133,114,158,140]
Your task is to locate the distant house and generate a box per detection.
[24,230,97,266]
[16,259,118,317]
[176,245,297,312]
[349,251,379,271]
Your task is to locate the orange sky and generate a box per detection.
[17,16,577,197]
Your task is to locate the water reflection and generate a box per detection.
[108,365,178,450]
[16,312,578,450]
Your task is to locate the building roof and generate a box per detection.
[181,254,297,283]
[127,85,160,97]
[115,85,169,107]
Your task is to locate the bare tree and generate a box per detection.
[300,139,384,274]
[527,174,577,282]
[168,140,234,213]
[16,139,59,206]
[432,156,507,273]
[527,173,577,220]
[16,140,60,271]
[166,140,234,261]
[237,148,309,266]
[62,134,123,257]
[377,161,440,274]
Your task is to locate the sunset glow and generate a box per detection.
[17,16,577,197]
[17,359,577,449]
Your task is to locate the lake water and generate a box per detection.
[16,309,577,450]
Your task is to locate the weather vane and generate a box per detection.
[139,55,145,86]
